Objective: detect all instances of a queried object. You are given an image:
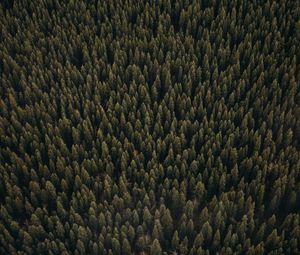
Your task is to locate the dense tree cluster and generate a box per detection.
[1,0,300,254]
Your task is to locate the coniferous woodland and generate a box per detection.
[1,0,300,254]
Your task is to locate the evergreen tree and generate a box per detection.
[150,239,162,255]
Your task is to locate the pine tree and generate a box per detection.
[150,239,162,255]
[171,230,180,251]
[122,238,131,255]
[161,209,173,239]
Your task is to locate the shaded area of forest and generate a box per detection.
[0,0,300,254]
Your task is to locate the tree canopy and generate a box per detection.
[0,0,300,254]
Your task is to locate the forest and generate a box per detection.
[0,0,300,254]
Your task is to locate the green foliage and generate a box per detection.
[150,239,162,255]
[0,0,299,254]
